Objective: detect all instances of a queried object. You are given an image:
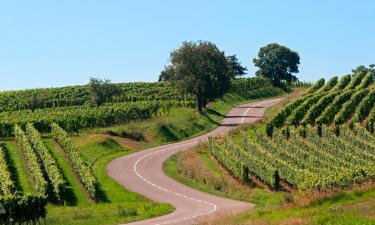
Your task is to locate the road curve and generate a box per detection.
[107,97,283,225]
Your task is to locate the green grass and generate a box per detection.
[3,141,34,194]
[45,137,173,225]
[164,146,285,209]
[225,185,375,225]
[45,202,172,225]
[44,139,90,206]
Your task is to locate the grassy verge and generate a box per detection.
[44,139,90,206]
[3,141,34,194]
[209,184,375,225]
[44,137,173,225]
[164,139,285,209]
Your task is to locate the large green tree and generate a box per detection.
[159,41,246,112]
[253,43,300,87]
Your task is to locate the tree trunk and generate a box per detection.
[197,95,203,112]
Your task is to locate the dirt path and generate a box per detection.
[107,98,283,225]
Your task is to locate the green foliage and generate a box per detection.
[354,87,375,123]
[210,125,375,191]
[14,125,48,197]
[160,41,246,111]
[270,97,307,128]
[88,78,121,106]
[209,137,279,188]
[287,92,327,126]
[51,123,97,199]
[305,78,325,95]
[319,76,338,92]
[302,91,339,125]
[346,69,368,90]
[334,89,369,125]
[0,144,16,195]
[0,101,162,136]
[367,107,375,133]
[25,124,66,200]
[334,74,351,90]
[273,69,375,129]
[316,90,355,124]
[356,70,374,90]
[253,43,300,87]
[0,194,47,225]
[0,81,193,113]
[229,77,272,93]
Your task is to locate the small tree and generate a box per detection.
[23,91,51,111]
[88,78,121,106]
[159,41,246,112]
[253,43,300,87]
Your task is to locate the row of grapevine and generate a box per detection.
[346,70,368,90]
[0,195,47,225]
[269,97,308,128]
[229,77,272,92]
[334,89,369,125]
[0,81,189,113]
[354,87,375,123]
[269,74,350,129]
[263,131,355,189]
[0,77,265,113]
[301,90,339,125]
[333,74,351,91]
[286,92,328,126]
[0,101,162,137]
[209,137,279,188]
[287,73,364,126]
[25,124,66,200]
[211,123,375,191]
[14,126,48,197]
[51,123,96,199]
[367,107,375,132]
[253,134,317,189]
[316,89,355,124]
[355,70,374,90]
[0,144,15,195]
[318,76,338,93]
[304,78,325,95]
[270,70,375,133]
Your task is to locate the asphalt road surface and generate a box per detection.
[107,97,284,225]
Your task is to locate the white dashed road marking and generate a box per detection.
[131,104,253,224]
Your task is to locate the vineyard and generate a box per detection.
[0,82,193,112]
[209,69,375,191]
[0,123,95,224]
[0,77,277,224]
[0,77,271,137]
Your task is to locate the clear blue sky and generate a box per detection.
[1,1,374,91]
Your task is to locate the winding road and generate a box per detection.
[107,97,283,225]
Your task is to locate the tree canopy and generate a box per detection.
[88,78,121,106]
[159,41,246,111]
[253,43,300,87]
